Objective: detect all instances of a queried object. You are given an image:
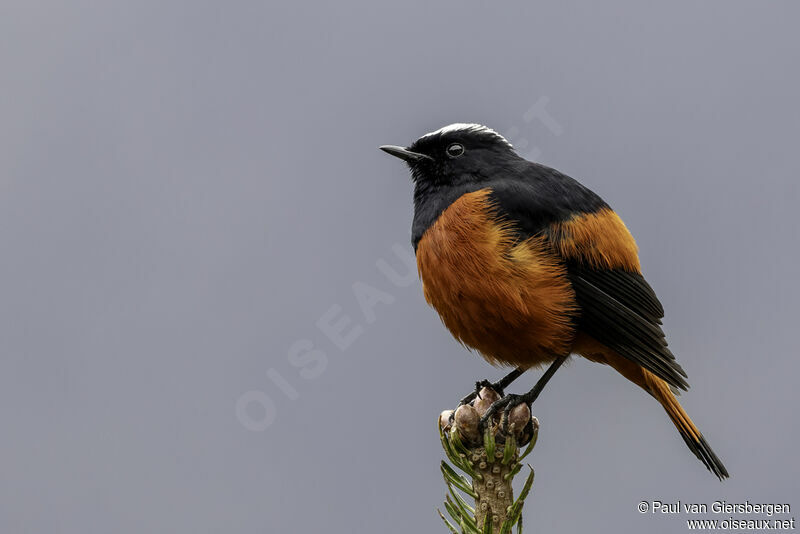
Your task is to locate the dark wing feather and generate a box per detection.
[569,264,664,323]
[567,263,689,391]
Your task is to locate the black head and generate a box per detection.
[380,123,521,187]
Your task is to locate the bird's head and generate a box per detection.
[380,123,520,187]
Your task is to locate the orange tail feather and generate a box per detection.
[642,370,729,480]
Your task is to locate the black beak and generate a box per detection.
[379,145,434,163]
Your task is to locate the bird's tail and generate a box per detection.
[641,369,729,480]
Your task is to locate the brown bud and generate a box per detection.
[509,403,531,436]
[473,387,501,416]
[454,404,480,443]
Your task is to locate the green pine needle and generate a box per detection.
[483,426,496,462]
[441,462,478,499]
[482,513,493,534]
[501,433,516,465]
[437,509,460,534]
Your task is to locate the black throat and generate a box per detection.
[411,181,484,250]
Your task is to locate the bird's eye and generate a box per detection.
[446,143,465,158]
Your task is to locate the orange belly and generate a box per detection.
[415,189,578,369]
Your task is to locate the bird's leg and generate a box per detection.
[479,353,569,432]
[457,367,525,407]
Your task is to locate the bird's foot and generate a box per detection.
[459,379,504,406]
[449,379,506,424]
[478,393,530,435]
[456,383,481,409]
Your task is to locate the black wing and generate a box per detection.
[567,263,689,391]
[486,169,690,391]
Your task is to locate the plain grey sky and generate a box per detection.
[1,1,798,533]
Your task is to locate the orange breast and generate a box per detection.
[415,189,578,369]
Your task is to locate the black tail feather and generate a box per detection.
[678,431,730,480]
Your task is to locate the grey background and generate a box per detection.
[1,1,798,533]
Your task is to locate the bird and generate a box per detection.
[380,123,729,480]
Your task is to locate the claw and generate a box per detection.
[478,396,506,433]
[457,379,497,408]
[476,379,496,394]
[478,393,530,435]
[457,390,478,407]
[457,371,517,411]
[473,387,501,421]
